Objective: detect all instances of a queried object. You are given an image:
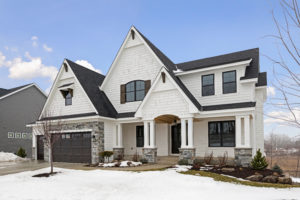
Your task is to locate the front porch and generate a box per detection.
[112,114,255,165]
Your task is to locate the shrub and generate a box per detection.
[204,151,214,165]
[139,158,148,164]
[16,147,26,158]
[99,151,114,163]
[178,159,189,165]
[272,164,283,175]
[218,151,228,167]
[250,149,268,170]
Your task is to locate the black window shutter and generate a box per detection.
[120,84,126,104]
[145,80,151,95]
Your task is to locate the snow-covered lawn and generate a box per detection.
[0,152,25,162]
[0,167,299,200]
[99,160,142,167]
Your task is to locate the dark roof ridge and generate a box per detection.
[65,59,105,80]
[176,48,259,66]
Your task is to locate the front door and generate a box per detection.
[171,124,181,154]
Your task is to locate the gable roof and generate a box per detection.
[0,84,36,100]
[135,27,202,110]
[65,59,118,118]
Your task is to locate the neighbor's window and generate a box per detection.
[202,74,214,96]
[65,91,72,106]
[223,71,236,94]
[126,80,145,102]
[208,121,235,147]
[136,126,144,147]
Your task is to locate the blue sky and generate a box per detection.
[0,0,298,137]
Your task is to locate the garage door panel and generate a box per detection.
[53,132,91,163]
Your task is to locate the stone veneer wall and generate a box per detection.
[234,148,252,167]
[43,121,104,164]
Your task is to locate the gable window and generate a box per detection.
[208,121,235,147]
[136,126,144,147]
[120,80,151,104]
[223,70,236,94]
[60,89,73,106]
[202,74,214,96]
[65,91,72,106]
[126,80,145,102]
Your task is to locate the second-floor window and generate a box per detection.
[223,70,236,94]
[202,74,214,96]
[125,80,145,102]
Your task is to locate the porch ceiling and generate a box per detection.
[154,115,179,124]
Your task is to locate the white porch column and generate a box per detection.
[187,118,194,148]
[149,120,156,148]
[181,119,187,148]
[244,115,250,147]
[144,121,149,148]
[235,116,242,147]
[117,123,123,148]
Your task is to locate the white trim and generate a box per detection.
[0,83,47,101]
[240,78,258,84]
[196,108,255,118]
[100,26,165,90]
[50,129,93,133]
[27,115,116,127]
[175,59,252,76]
[135,67,199,118]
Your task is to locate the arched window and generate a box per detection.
[125,80,145,102]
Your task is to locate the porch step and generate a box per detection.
[157,156,178,165]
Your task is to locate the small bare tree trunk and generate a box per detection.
[297,153,300,177]
[50,137,54,174]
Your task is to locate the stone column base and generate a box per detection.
[234,148,252,167]
[143,148,157,163]
[113,148,124,161]
[179,148,195,164]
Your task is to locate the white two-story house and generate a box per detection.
[30,26,267,166]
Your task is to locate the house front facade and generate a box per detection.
[30,26,267,166]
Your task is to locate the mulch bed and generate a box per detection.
[199,166,274,179]
[32,172,60,178]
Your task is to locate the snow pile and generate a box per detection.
[292,177,300,183]
[0,167,299,200]
[0,152,25,162]
[99,161,142,167]
[173,165,192,172]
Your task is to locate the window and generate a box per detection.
[208,121,235,147]
[136,126,144,147]
[8,132,14,138]
[126,81,145,102]
[65,91,72,106]
[223,71,236,94]
[202,74,214,96]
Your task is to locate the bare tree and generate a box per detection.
[267,0,300,176]
[266,0,300,129]
[35,111,63,174]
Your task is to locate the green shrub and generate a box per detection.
[272,164,283,174]
[178,159,189,165]
[16,147,26,158]
[139,158,148,164]
[250,149,268,170]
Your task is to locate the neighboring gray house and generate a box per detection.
[0,84,47,157]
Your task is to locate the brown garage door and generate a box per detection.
[52,132,91,163]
